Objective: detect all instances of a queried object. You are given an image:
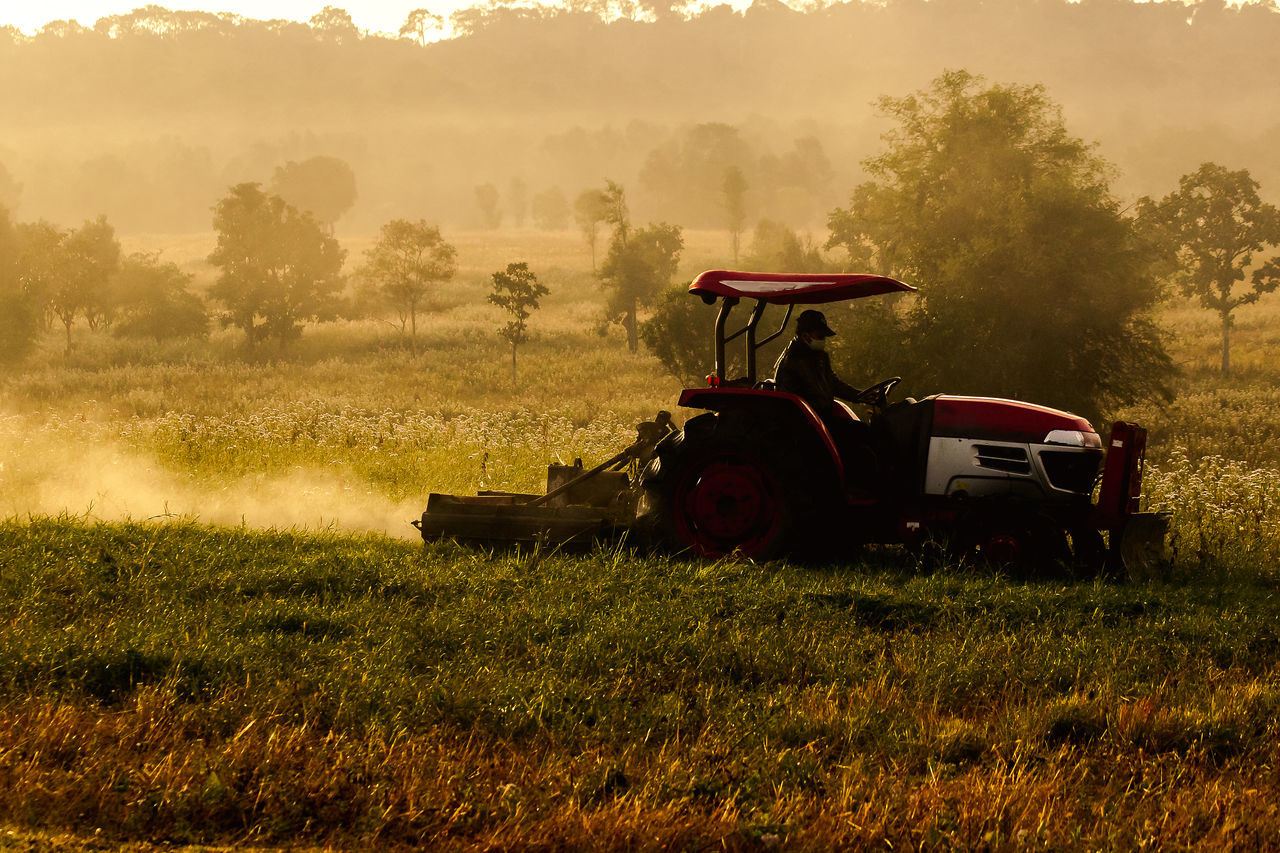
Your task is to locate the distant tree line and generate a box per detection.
[5,0,1280,233]
[6,0,1278,135]
[0,182,360,361]
[0,185,545,365]
[0,118,840,237]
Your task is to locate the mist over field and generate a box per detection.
[2,0,1279,234]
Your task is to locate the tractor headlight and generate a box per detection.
[1043,429,1102,448]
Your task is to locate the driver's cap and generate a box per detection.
[796,309,835,337]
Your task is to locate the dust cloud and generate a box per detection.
[0,422,422,540]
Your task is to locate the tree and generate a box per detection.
[744,220,831,273]
[723,165,748,263]
[1139,162,1280,377]
[92,6,226,37]
[826,70,1171,421]
[601,179,630,240]
[599,182,684,353]
[270,156,358,230]
[474,183,502,229]
[777,137,835,198]
[754,136,838,227]
[573,188,611,271]
[489,262,549,384]
[208,183,346,346]
[0,206,38,364]
[13,220,65,332]
[37,20,89,39]
[36,229,78,352]
[531,187,570,230]
[399,8,444,44]
[112,252,209,341]
[63,215,122,332]
[357,219,457,354]
[638,123,753,228]
[26,215,122,352]
[639,283,716,384]
[309,6,359,41]
[637,0,696,20]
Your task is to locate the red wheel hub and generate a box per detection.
[673,452,781,557]
[982,531,1024,568]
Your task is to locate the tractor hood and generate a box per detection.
[931,395,1099,446]
[690,270,916,304]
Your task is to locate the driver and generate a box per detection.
[772,309,862,417]
[774,309,882,492]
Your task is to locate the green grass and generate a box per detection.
[1,519,1278,848]
[3,228,1280,848]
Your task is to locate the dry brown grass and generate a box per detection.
[2,680,1276,851]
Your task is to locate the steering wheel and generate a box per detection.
[855,376,901,409]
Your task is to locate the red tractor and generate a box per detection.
[636,270,1165,573]
[417,270,1167,576]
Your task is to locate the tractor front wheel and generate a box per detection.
[965,510,1072,578]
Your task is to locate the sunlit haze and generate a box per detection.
[3,0,1279,235]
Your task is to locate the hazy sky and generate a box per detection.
[2,2,448,36]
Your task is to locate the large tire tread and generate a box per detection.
[640,415,812,560]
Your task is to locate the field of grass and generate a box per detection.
[2,228,1280,849]
[2,521,1279,849]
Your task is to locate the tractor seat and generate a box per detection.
[753,380,860,422]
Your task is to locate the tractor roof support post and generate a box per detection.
[714,297,738,381]
[757,303,795,351]
[744,299,768,383]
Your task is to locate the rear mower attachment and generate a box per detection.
[413,412,674,547]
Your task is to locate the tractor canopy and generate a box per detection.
[690,270,916,305]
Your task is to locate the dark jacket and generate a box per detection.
[772,337,861,415]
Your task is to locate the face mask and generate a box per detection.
[806,337,827,352]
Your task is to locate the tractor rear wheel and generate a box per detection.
[641,422,797,560]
